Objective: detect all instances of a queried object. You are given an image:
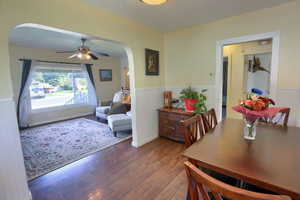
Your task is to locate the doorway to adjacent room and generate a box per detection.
[215,32,280,120]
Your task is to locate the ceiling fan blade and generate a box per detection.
[88,53,98,60]
[98,52,110,57]
[91,51,110,57]
[68,54,78,59]
[56,50,77,53]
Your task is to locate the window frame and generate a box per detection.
[29,63,91,112]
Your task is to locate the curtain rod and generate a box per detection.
[18,59,93,66]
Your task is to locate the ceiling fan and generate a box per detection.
[56,38,110,60]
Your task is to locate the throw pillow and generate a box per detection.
[108,103,127,115]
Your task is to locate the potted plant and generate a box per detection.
[180,86,205,112]
[193,89,208,114]
[180,86,198,111]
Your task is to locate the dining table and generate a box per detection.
[182,118,300,200]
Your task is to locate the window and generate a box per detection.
[29,66,90,110]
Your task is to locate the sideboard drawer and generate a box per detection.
[158,108,193,143]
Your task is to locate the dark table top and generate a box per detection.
[182,118,300,199]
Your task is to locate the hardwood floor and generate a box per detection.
[29,138,188,200]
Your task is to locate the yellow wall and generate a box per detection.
[0,0,165,99]
[1,0,300,100]
[2,0,299,104]
[91,59,122,102]
[164,0,300,89]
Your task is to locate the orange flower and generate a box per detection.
[252,99,266,111]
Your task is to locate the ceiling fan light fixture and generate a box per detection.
[140,0,167,5]
[57,38,109,60]
[77,53,91,60]
[77,53,83,59]
[85,54,91,60]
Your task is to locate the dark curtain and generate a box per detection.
[17,59,32,126]
[85,64,95,86]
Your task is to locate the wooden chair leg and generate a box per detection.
[186,182,192,200]
[186,179,199,200]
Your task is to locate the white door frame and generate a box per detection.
[215,31,280,121]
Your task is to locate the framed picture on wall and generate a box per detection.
[145,48,159,76]
[99,69,112,81]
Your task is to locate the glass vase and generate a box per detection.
[243,118,258,140]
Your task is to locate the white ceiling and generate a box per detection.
[82,0,292,32]
[10,25,127,58]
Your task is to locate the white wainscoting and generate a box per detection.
[0,98,31,200]
[132,87,164,147]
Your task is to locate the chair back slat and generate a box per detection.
[199,184,210,200]
[212,192,223,200]
[201,109,218,133]
[260,108,290,127]
[184,161,291,200]
[180,115,205,147]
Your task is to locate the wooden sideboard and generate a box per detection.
[158,108,193,143]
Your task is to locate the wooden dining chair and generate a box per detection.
[181,114,237,186]
[201,108,218,133]
[260,108,290,127]
[180,115,206,148]
[184,161,291,200]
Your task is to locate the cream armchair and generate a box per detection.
[95,90,125,121]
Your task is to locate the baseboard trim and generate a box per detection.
[29,112,94,127]
[132,135,159,148]
[131,140,139,148]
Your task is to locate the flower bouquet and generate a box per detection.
[232,93,276,140]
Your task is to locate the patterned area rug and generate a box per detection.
[20,118,131,180]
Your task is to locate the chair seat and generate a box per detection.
[202,167,238,186]
[244,183,277,194]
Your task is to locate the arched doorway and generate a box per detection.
[9,23,138,180]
